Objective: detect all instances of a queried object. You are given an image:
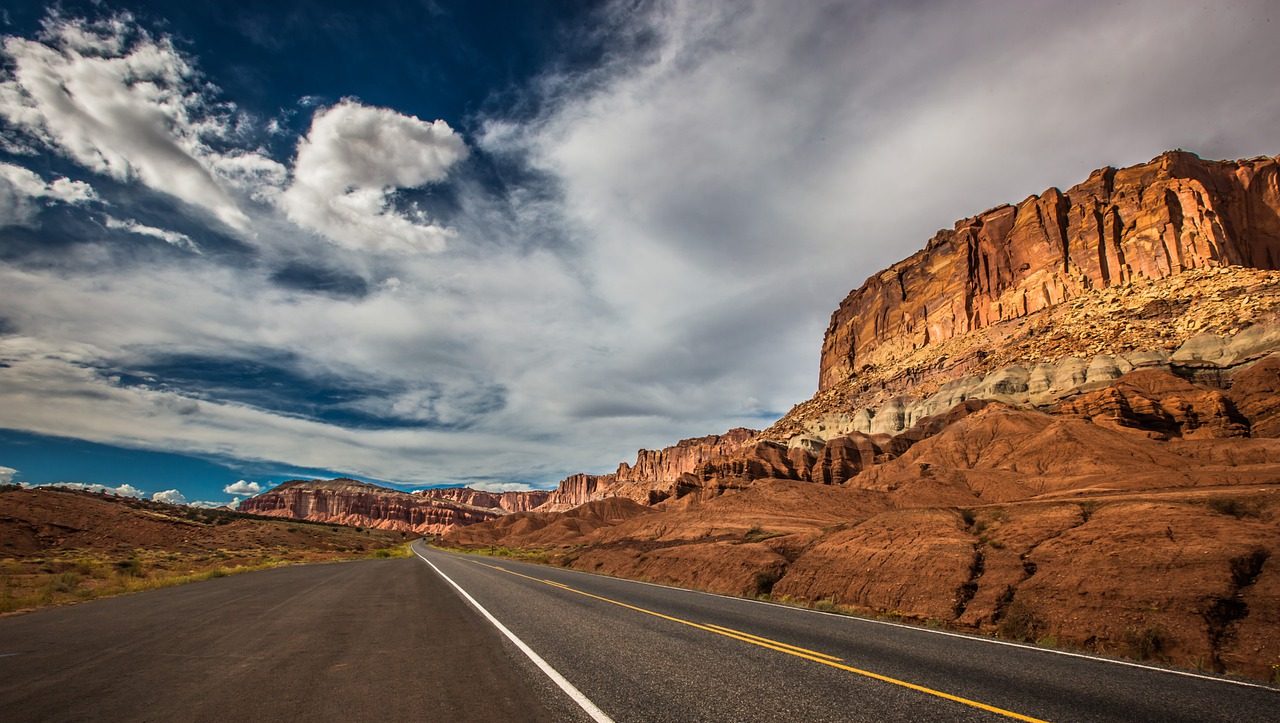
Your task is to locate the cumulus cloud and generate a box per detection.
[280,100,469,252]
[0,14,279,229]
[103,215,200,253]
[0,466,16,484]
[37,481,143,497]
[151,488,187,505]
[0,161,97,227]
[223,479,262,496]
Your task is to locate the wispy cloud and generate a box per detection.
[0,161,96,227]
[103,215,200,252]
[0,14,274,229]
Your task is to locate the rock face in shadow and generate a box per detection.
[819,151,1280,393]
[240,479,502,535]
[1228,353,1280,437]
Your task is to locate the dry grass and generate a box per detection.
[0,542,411,614]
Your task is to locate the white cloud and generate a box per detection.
[466,481,540,493]
[37,481,144,497]
[151,488,187,505]
[187,499,226,508]
[0,161,97,227]
[0,14,275,230]
[280,100,468,252]
[223,479,262,496]
[104,215,200,253]
[0,466,16,485]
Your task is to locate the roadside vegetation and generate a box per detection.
[0,485,409,615]
[0,542,412,614]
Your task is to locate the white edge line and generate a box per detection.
[413,546,615,722]
[440,547,1278,693]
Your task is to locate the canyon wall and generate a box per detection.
[240,478,501,535]
[537,429,760,511]
[420,487,550,513]
[819,151,1280,392]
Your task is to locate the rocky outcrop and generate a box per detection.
[535,430,759,511]
[1228,354,1280,437]
[615,428,758,484]
[239,479,501,535]
[537,473,616,512]
[418,487,550,513]
[782,320,1280,439]
[819,151,1280,393]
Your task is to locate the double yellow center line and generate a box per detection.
[475,560,1048,723]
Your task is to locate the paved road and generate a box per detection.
[3,546,1276,722]
[414,543,1280,723]
[0,557,585,722]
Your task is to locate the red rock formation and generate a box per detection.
[615,428,758,484]
[820,151,1280,391]
[239,478,500,534]
[1053,368,1249,438]
[1229,353,1280,437]
[537,473,616,512]
[419,487,550,513]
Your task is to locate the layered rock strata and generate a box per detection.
[819,151,1280,393]
[240,478,502,535]
[419,487,550,513]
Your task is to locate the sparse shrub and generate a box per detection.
[1125,625,1169,661]
[959,509,976,527]
[996,598,1045,642]
[814,597,840,613]
[52,572,81,593]
[114,558,144,577]
[286,526,298,533]
[744,526,783,543]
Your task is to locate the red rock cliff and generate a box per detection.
[819,151,1280,391]
[240,478,501,534]
[614,428,758,484]
[419,487,550,513]
[538,473,616,512]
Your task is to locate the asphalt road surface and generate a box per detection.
[3,545,1277,722]
[414,542,1279,723]
[0,557,583,722]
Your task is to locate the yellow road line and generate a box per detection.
[473,559,1049,723]
[702,622,842,661]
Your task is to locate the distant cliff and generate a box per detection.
[819,151,1280,392]
[240,479,502,534]
[420,487,550,513]
[538,430,759,511]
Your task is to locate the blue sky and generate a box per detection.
[1,0,1278,506]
